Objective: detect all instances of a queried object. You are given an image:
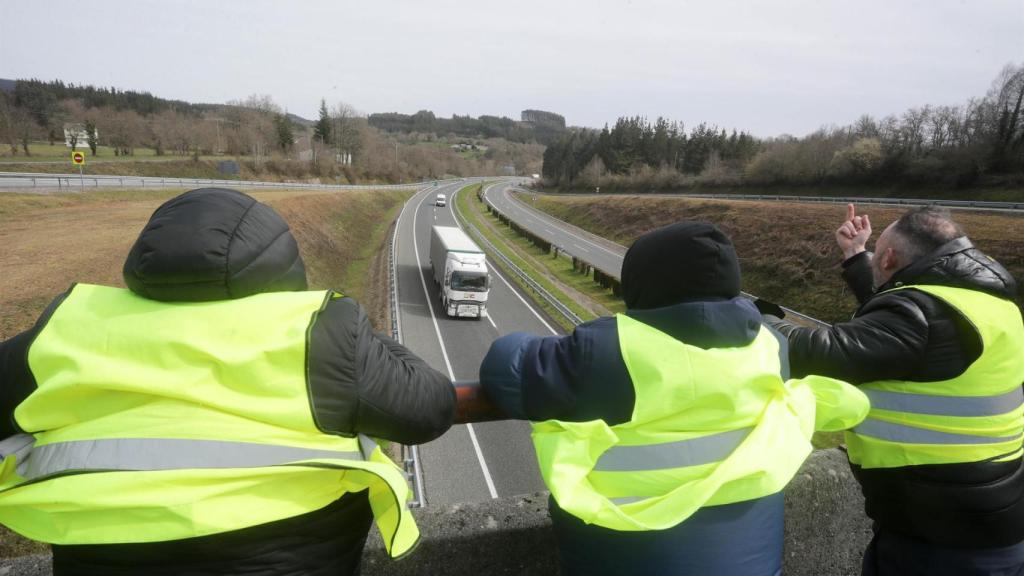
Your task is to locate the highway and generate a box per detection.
[393,181,552,505]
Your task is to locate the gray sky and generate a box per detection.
[1,0,1021,137]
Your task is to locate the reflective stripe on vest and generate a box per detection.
[594,427,753,472]
[846,284,1024,469]
[531,313,869,531]
[860,387,1024,418]
[0,284,419,557]
[14,435,377,481]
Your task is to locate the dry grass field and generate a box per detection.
[531,195,1024,323]
[0,187,411,341]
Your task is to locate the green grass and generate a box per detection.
[339,195,409,304]
[474,199,624,316]
[453,184,583,332]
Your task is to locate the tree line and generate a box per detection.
[543,63,1024,191]
[0,80,544,183]
[368,109,566,145]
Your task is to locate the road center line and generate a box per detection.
[411,184,499,500]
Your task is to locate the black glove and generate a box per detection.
[754,298,786,319]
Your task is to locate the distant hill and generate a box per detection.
[0,78,16,92]
[368,108,566,145]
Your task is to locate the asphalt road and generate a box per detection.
[485,185,627,277]
[394,181,554,506]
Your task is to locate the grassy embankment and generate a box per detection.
[526,193,1024,323]
[454,183,627,332]
[0,186,412,557]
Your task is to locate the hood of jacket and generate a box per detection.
[123,188,307,302]
[880,236,1018,301]
[626,296,763,349]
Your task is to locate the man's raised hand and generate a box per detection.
[835,203,871,260]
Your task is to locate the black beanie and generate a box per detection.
[123,188,308,302]
[621,221,741,310]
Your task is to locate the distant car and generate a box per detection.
[435,193,446,207]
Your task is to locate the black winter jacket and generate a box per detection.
[0,188,455,576]
[769,236,1024,548]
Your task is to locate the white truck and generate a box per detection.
[430,225,490,319]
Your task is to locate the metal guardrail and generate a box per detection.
[0,171,465,191]
[390,192,426,508]
[452,185,584,328]
[677,192,1024,212]
[526,188,1024,213]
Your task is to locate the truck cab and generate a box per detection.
[435,193,446,207]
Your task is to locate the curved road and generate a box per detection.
[394,181,554,505]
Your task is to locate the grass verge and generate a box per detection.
[454,184,596,333]
[462,187,626,317]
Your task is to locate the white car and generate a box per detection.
[435,193,446,207]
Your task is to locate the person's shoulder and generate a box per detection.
[858,288,931,324]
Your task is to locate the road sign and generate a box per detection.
[71,151,86,165]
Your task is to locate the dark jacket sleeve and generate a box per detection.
[842,251,876,305]
[767,292,930,384]
[480,318,634,425]
[356,324,456,444]
[0,291,70,438]
[308,297,455,445]
[0,332,33,438]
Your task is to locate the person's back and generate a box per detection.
[479,221,868,575]
[0,188,456,576]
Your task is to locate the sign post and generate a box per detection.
[71,151,86,189]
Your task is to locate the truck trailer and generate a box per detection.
[430,225,490,319]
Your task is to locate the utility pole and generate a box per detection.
[394,141,399,166]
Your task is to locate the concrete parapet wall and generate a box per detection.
[361,448,871,575]
[0,449,872,576]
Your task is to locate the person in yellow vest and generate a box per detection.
[0,188,456,576]
[765,204,1024,576]
[479,221,869,575]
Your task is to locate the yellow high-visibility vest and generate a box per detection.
[532,313,869,531]
[846,285,1024,469]
[0,284,419,558]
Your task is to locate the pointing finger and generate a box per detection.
[846,203,855,222]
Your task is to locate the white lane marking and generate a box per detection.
[411,184,499,500]
[451,183,558,336]
[392,188,427,342]
[491,186,624,259]
[485,311,499,330]
[573,244,590,254]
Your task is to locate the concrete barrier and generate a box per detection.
[365,448,874,575]
[0,449,872,575]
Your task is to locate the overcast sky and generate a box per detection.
[1,1,1021,137]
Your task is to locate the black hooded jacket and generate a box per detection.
[769,236,1024,548]
[0,188,455,575]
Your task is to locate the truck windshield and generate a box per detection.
[451,271,488,292]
